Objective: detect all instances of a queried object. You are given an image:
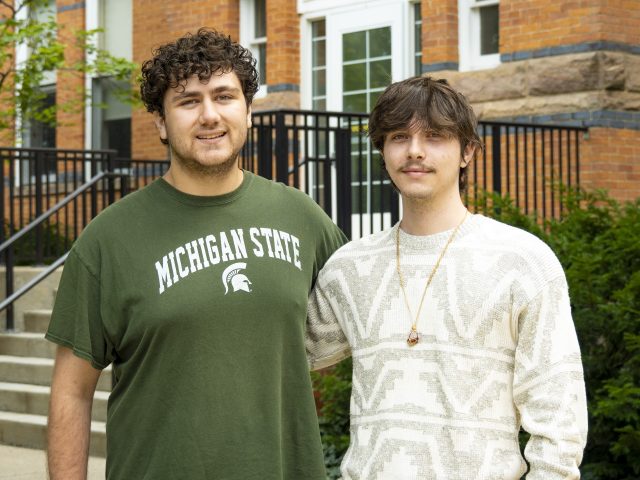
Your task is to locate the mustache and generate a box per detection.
[396,163,436,172]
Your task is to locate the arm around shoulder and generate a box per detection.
[47,346,102,480]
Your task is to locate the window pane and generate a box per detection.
[343,93,367,113]
[414,3,422,21]
[369,59,391,89]
[369,90,384,110]
[343,31,366,62]
[258,43,267,84]
[312,39,326,68]
[343,62,366,93]
[254,0,266,38]
[312,98,326,110]
[313,69,326,96]
[480,5,499,55]
[312,19,325,37]
[369,27,391,58]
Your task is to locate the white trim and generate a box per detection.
[85,0,99,150]
[458,0,500,72]
[240,0,267,98]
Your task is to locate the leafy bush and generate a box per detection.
[313,187,640,479]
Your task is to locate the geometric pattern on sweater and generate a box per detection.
[307,214,588,480]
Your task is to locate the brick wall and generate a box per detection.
[580,127,640,202]
[55,0,85,150]
[131,0,240,159]
[421,0,458,70]
[501,0,640,56]
[0,2,15,146]
[266,0,299,88]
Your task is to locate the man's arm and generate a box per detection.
[47,345,101,480]
[306,274,351,370]
[513,276,588,479]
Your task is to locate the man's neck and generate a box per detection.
[399,195,468,236]
[163,165,244,197]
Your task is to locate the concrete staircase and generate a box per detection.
[0,309,110,457]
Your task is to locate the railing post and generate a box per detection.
[5,244,14,330]
[257,124,272,179]
[107,152,116,205]
[275,112,288,185]
[335,128,352,239]
[34,150,44,264]
[491,124,502,196]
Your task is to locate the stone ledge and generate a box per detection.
[436,51,640,111]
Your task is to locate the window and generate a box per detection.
[459,0,500,71]
[311,19,326,110]
[23,89,56,149]
[342,26,391,113]
[241,0,267,89]
[90,0,132,158]
[92,79,132,158]
[99,0,132,60]
[413,2,422,75]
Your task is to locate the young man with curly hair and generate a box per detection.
[307,76,588,479]
[46,29,345,479]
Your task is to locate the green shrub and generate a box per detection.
[313,187,640,479]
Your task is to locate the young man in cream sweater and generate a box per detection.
[307,76,587,479]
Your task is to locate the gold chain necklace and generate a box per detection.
[396,210,468,347]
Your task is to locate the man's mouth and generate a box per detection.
[197,132,226,140]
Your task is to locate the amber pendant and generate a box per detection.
[407,328,419,346]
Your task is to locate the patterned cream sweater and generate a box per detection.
[307,214,587,480]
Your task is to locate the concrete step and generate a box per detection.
[0,356,112,391]
[0,411,106,457]
[0,332,57,359]
[23,310,52,334]
[0,382,108,422]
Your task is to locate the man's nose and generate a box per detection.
[199,99,221,124]
[407,136,425,160]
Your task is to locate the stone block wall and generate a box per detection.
[436,50,640,203]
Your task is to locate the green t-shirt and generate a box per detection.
[46,171,347,480]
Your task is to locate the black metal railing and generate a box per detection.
[472,121,587,219]
[0,147,169,329]
[0,172,119,328]
[244,110,588,238]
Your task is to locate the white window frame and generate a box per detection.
[240,0,267,99]
[458,0,500,71]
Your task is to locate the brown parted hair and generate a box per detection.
[368,76,482,193]
[139,28,259,119]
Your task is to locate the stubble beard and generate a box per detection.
[169,141,244,178]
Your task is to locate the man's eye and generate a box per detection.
[391,134,407,141]
[218,94,233,101]
[180,99,198,106]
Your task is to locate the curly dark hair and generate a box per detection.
[368,76,482,193]
[140,28,259,117]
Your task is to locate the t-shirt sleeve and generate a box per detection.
[45,248,114,370]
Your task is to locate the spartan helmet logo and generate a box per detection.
[221,262,252,294]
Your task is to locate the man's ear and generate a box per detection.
[153,112,168,142]
[461,144,475,168]
[246,106,252,129]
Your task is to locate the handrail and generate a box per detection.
[0,171,117,255]
[1,170,126,330]
[0,253,68,314]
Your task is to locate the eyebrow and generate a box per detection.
[170,86,242,103]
